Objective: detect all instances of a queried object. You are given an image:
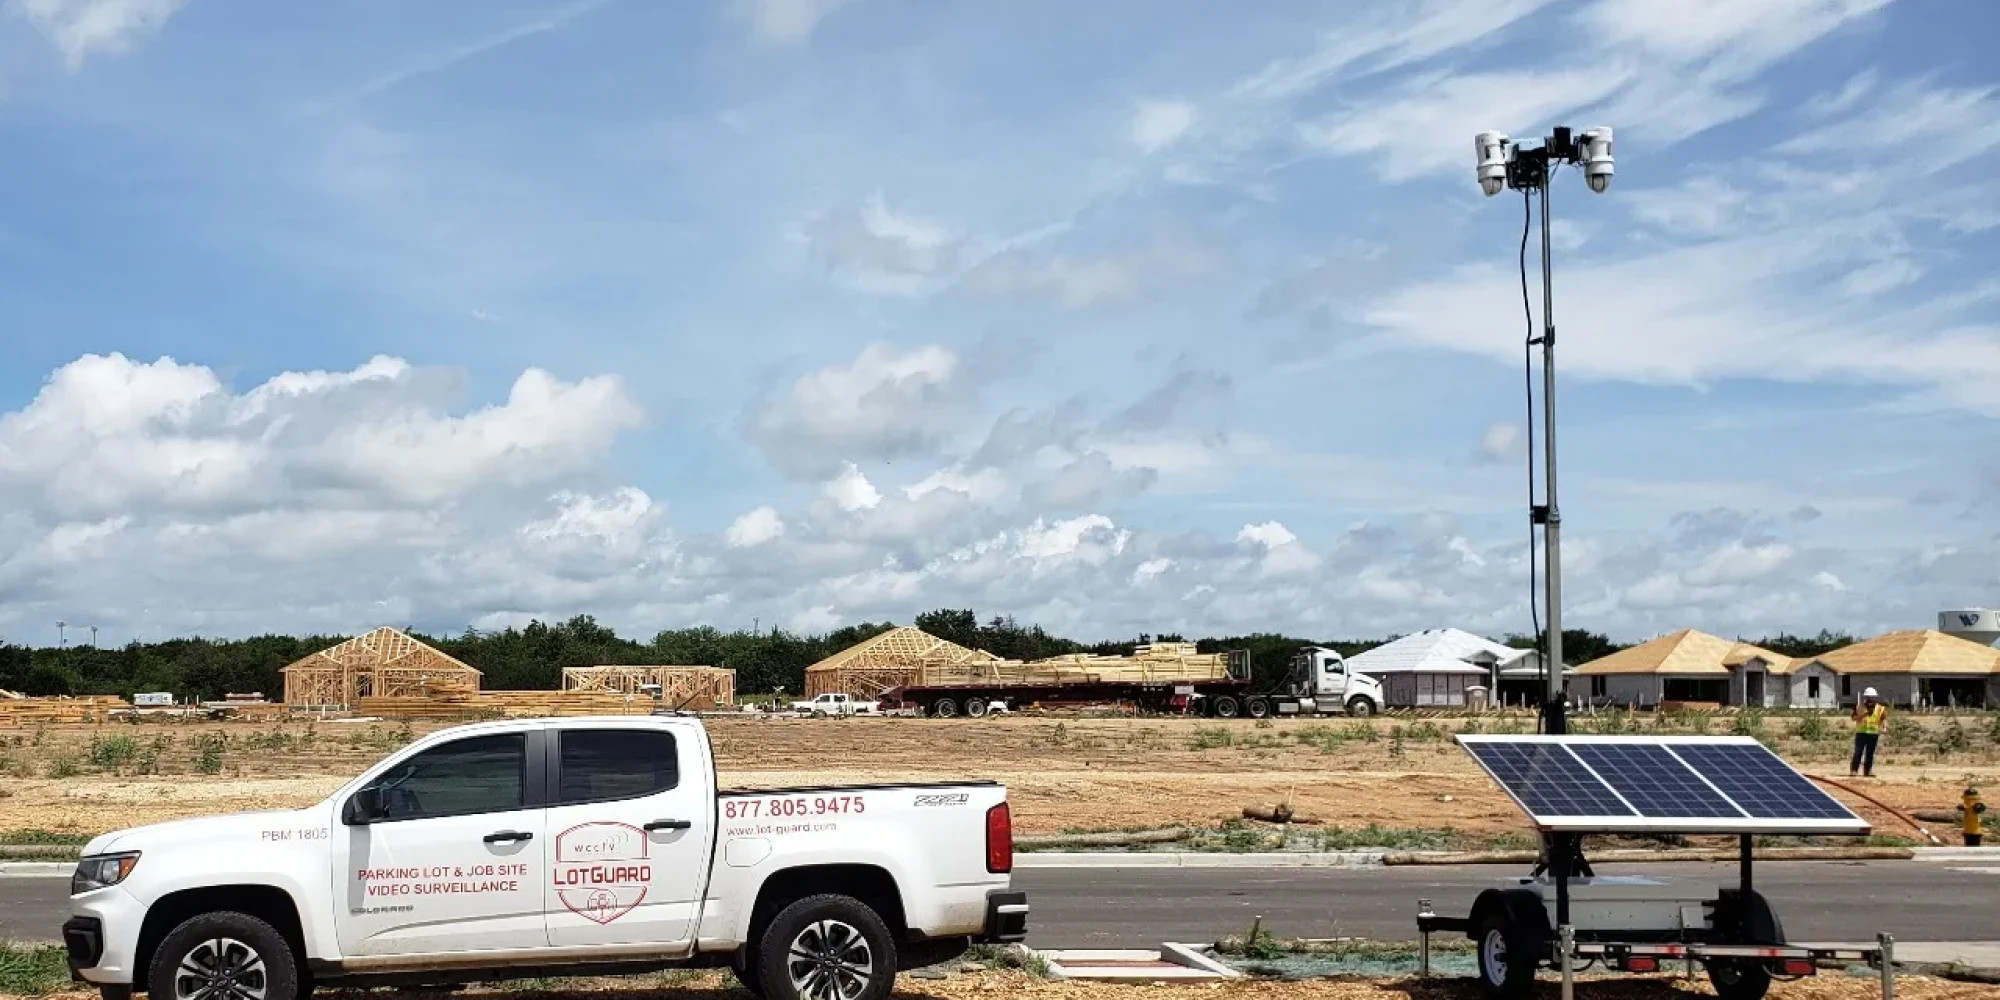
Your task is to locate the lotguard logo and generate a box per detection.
[553,822,650,924]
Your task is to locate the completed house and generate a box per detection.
[1799,630,2000,708]
[1346,628,1527,708]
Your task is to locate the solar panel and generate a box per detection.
[1670,742,1856,821]
[1458,735,1869,834]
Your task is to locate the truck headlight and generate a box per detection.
[72,853,140,895]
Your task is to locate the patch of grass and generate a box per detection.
[0,829,91,845]
[89,733,141,770]
[1789,713,1832,742]
[1405,721,1445,743]
[194,732,226,774]
[0,942,72,995]
[968,943,1052,978]
[46,754,82,779]
[1188,727,1233,750]
[1314,824,1458,851]
[1888,712,1921,745]
[1731,708,1766,738]
[1934,718,1970,758]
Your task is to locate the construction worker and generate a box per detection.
[1850,687,1888,778]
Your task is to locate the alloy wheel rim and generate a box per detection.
[173,937,267,1000]
[787,919,873,1000]
[1482,930,1507,984]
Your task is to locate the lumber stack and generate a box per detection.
[355,695,485,719]
[478,691,658,718]
[917,642,1232,688]
[561,665,735,708]
[0,696,132,727]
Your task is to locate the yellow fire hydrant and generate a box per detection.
[1962,787,1986,847]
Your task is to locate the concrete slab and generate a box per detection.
[1039,947,1236,981]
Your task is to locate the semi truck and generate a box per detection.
[883,646,1384,719]
[62,715,1027,1000]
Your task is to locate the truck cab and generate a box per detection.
[1282,647,1383,716]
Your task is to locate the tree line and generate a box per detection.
[0,612,1860,702]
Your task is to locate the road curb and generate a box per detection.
[0,862,74,878]
[1018,851,1385,868]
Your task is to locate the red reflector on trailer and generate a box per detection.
[1781,959,1816,976]
[1624,957,1659,972]
[986,802,1013,873]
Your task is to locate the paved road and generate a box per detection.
[4,861,1993,949]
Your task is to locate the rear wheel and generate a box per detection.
[757,894,896,1000]
[146,911,299,1000]
[1245,697,1271,719]
[1708,960,1773,1000]
[930,698,958,719]
[965,698,989,718]
[1474,912,1540,999]
[1210,695,1241,719]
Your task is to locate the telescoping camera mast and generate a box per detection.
[1413,127,1897,1000]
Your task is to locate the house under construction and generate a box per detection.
[804,627,1002,698]
[560,665,736,709]
[282,627,481,710]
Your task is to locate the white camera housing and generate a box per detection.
[1474,131,1512,196]
[1580,126,1613,193]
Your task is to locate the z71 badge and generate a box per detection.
[913,793,970,807]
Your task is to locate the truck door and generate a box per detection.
[1321,655,1349,700]
[334,729,548,956]
[543,723,715,951]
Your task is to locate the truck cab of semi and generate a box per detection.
[1282,647,1383,716]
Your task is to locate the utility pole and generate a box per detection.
[56,621,67,649]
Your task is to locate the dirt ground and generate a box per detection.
[6,967,1999,1000]
[1,713,1997,842]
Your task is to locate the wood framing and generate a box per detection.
[804,627,1003,698]
[282,627,482,710]
[561,665,736,709]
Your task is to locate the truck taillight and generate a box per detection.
[986,802,1013,873]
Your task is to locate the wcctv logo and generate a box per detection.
[553,822,650,924]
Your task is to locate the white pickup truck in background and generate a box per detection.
[790,693,880,717]
[62,715,1027,1000]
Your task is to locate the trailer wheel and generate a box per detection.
[1707,960,1772,1000]
[1210,695,1241,719]
[1244,697,1271,719]
[1345,696,1376,718]
[965,698,989,718]
[930,698,958,719]
[1474,912,1539,999]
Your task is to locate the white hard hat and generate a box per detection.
[1862,687,1878,698]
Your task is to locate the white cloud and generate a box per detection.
[725,505,786,548]
[1238,520,1319,577]
[745,343,969,478]
[732,0,852,46]
[1812,571,1847,592]
[1131,100,1195,153]
[1806,69,1879,117]
[1479,422,1524,462]
[960,234,1224,309]
[1627,177,1753,237]
[1840,257,1921,297]
[1016,514,1128,566]
[826,463,881,511]
[800,195,960,296]
[1781,77,2000,174]
[1684,540,1794,586]
[1132,557,1173,583]
[17,0,185,69]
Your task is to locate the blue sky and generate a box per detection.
[0,0,1994,646]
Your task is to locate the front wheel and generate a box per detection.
[1475,913,1540,999]
[1346,696,1376,718]
[146,910,299,1000]
[757,894,897,1000]
[1708,960,1773,1000]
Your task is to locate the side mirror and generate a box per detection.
[345,786,387,825]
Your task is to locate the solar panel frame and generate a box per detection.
[1457,735,1870,835]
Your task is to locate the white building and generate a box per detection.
[1347,628,1529,708]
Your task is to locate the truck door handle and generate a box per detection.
[483,830,534,844]
[645,819,693,831]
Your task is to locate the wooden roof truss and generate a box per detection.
[282,627,482,709]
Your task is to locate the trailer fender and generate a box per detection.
[1711,888,1786,946]
[1468,888,1550,944]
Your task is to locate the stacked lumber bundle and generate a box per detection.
[918,642,1231,687]
[0,695,132,727]
[354,695,484,719]
[479,691,657,718]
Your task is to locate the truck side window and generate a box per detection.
[363,733,526,821]
[558,729,680,804]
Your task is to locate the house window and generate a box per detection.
[1589,676,1607,698]
[1808,676,1821,699]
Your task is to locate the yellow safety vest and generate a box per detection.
[1856,704,1887,735]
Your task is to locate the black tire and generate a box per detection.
[756,894,897,1000]
[1211,695,1241,719]
[97,986,133,1000]
[965,698,989,719]
[930,698,958,719]
[1244,697,1271,719]
[1708,960,1773,1000]
[1346,696,1376,718]
[146,910,299,1000]
[1474,912,1540,999]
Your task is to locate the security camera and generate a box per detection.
[1474,131,1512,197]
[1580,127,1613,193]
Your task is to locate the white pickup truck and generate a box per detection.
[790,693,879,717]
[62,715,1027,1000]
